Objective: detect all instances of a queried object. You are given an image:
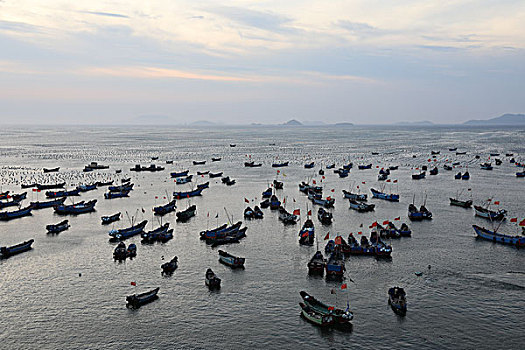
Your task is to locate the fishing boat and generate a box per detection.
[370,232,392,258]
[324,240,335,254]
[76,184,97,192]
[388,222,412,237]
[176,175,193,184]
[101,212,121,225]
[338,169,349,178]
[272,161,289,168]
[317,208,332,225]
[408,204,432,220]
[161,256,178,274]
[84,162,109,172]
[173,188,204,199]
[140,223,171,244]
[516,171,525,178]
[308,191,335,208]
[300,291,353,326]
[480,162,493,170]
[462,171,470,180]
[197,171,209,176]
[342,190,367,201]
[244,161,262,167]
[450,197,473,208]
[349,200,375,212]
[304,162,315,169]
[273,179,283,189]
[261,188,272,198]
[197,182,209,189]
[326,164,335,169]
[108,220,148,242]
[36,182,66,190]
[378,173,388,181]
[456,151,467,155]
[388,287,407,315]
[121,178,131,183]
[43,167,60,173]
[222,176,236,186]
[253,206,263,219]
[159,229,174,243]
[108,183,134,192]
[298,219,315,246]
[449,148,457,151]
[0,205,33,221]
[307,251,326,275]
[46,220,70,234]
[205,269,221,289]
[127,243,137,258]
[218,250,245,268]
[244,206,255,219]
[412,171,426,180]
[45,189,80,198]
[96,180,114,187]
[299,182,322,194]
[343,163,353,170]
[0,239,34,258]
[176,205,196,222]
[170,170,189,178]
[370,188,399,202]
[318,169,324,175]
[0,198,24,209]
[495,158,502,166]
[153,200,177,216]
[193,160,206,165]
[130,164,165,172]
[54,199,97,215]
[455,172,462,179]
[472,225,525,247]
[260,199,270,209]
[126,287,160,309]
[325,251,345,279]
[21,183,37,189]
[200,222,242,240]
[347,234,376,255]
[208,227,247,247]
[299,303,335,327]
[429,167,438,175]
[443,164,453,171]
[209,172,223,178]
[30,197,67,209]
[269,195,281,210]
[278,207,297,224]
[104,190,130,199]
[113,242,127,260]
[474,206,507,220]
[358,164,372,170]
[211,157,221,162]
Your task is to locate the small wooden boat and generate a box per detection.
[462,171,470,180]
[278,207,297,224]
[0,205,33,221]
[101,212,121,225]
[176,205,196,222]
[218,250,245,268]
[95,180,114,187]
[46,220,70,234]
[205,268,221,289]
[273,179,283,189]
[244,206,255,219]
[166,160,173,164]
[326,164,335,169]
[1,239,34,258]
[358,164,372,170]
[43,167,60,173]
[222,177,236,186]
[388,287,407,315]
[193,160,206,165]
[209,172,223,178]
[197,182,210,189]
[455,172,462,179]
[253,206,263,219]
[113,242,127,260]
[244,161,262,167]
[197,171,209,176]
[298,219,315,246]
[76,184,97,192]
[480,162,493,170]
[449,147,457,151]
[325,251,345,279]
[431,151,440,155]
[307,251,326,275]
[21,183,37,189]
[211,157,221,162]
[260,199,270,209]
[456,151,467,155]
[170,170,189,178]
[30,197,67,210]
[126,287,159,309]
[36,182,66,190]
[153,200,177,216]
[450,198,472,208]
[443,164,453,171]
[474,206,506,220]
[108,220,148,242]
[304,162,315,169]
[272,162,289,168]
[412,171,426,180]
[300,291,353,325]
[127,243,137,258]
[349,199,375,212]
[130,164,165,172]
[269,195,281,210]
[342,190,367,201]
[299,302,335,327]
[173,188,204,199]
[161,256,178,274]
[429,167,438,175]
[262,188,273,198]
[473,225,525,247]
[317,207,332,225]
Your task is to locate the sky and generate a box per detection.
[0,0,524,125]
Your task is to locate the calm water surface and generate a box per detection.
[0,125,524,349]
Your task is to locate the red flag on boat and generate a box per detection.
[394,217,400,221]
[519,219,525,226]
[307,210,312,216]
[312,180,316,184]
[322,176,325,179]
[130,282,136,286]
[32,189,36,192]
[358,231,362,234]
[283,197,286,204]
[393,180,398,183]
[293,209,300,216]
[277,170,280,174]
[334,236,342,245]
[301,232,309,238]
[207,212,209,217]
[383,220,389,225]
[187,194,190,198]
[163,197,166,199]
[324,232,330,240]
[331,189,334,192]
[37,189,41,192]
[327,196,332,201]
[244,198,249,203]
[386,179,391,182]
[362,182,366,184]
[510,218,518,223]
[494,201,500,205]
[356,185,359,189]
[155,196,158,199]
[341,283,347,290]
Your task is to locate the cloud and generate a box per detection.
[80,11,129,19]
[338,20,383,37]
[204,6,294,34]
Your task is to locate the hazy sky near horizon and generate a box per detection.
[1,0,524,124]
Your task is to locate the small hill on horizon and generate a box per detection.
[464,113,525,125]
[283,119,303,126]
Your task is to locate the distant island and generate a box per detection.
[283,119,303,126]
[282,119,353,126]
[464,113,525,125]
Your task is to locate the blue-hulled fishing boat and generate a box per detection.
[412,171,426,180]
[1,239,34,258]
[104,190,130,199]
[307,251,326,275]
[45,188,80,198]
[161,256,178,274]
[176,175,193,184]
[317,208,332,225]
[108,183,134,192]
[46,220,70,234]
[272,161,289,168]
[126,287,159,309]
[474,205,507,220]
[101,212,121,225]
[429,167,438,175]
[304,162,315,169]
[173,187,204,199]
[30,196,67,209]
[349,199,374,212]
[262,188,273,198]
[176,205,196,222]
[325,251,345,279]
[480,162,493,170]
[197,182,209,189]
[472,225,525,247]
[298,219,315,246]
[109,220,148,242]
[388,287,407,315]
[200,222,242,240]
[326,164,335,169]
[0,205,33,221]
[218,250,245,268]
[342,190,367,201]
[54,199,97,215]
[358,164,372,170]
[170,170,189,178]
[455,172,462,179]
[370,188,399,202]
[269,195,281,210]
[300,291,353,326]
[153,200,177,216]
[76,184,97,192]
